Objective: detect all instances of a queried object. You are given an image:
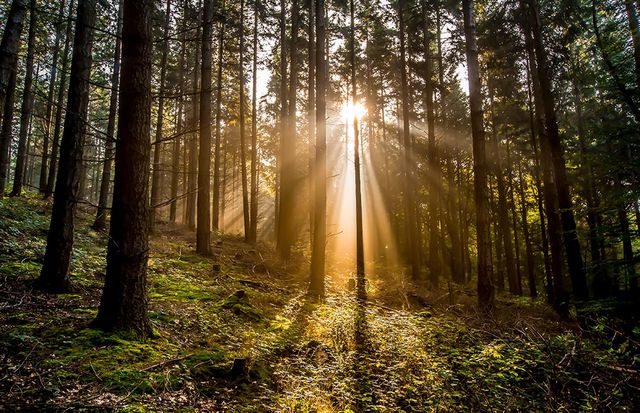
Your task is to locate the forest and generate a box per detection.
[0,0,639,410]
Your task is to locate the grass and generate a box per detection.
[0,195,638,411]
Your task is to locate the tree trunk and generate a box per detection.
[0,66,17,193]
[0,1,26,190]
[249,4,259,243]
[307,0,315,244]
[238,0,250,242]
[93,0,123,231]
[170,16,186,224]
[196,0,213,255]
[93,0,154,338]
[46,0,75,197]
[517,159,537,298]
[37,0,96,292]
[39,0,66,192]
[349,0,365,299]
[463,0,494,312]
[212,13,224,231]
[10,0,36,197]
[422,1,441,288]
[309,0,326,298]
[277,0,299,260]
[524,21,568,317]
[150,0,172,225]
[527,0,588,302]
[398,0,420,281]
[187,6,201,230]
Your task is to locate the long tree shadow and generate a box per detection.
[353,299,376,412]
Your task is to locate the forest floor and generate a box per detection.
[0,196,639,412]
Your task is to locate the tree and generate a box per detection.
[93,0,155,338]
[309,0,326,299]
[93,0,124,231]
[196,0,214,255]
[37,0,96,292]
[526,0,588,302]
[249,2,259,244]
[463,0,494,312]
[238,0,250,241]
[398,0,420,281]
[45,0,75,198]
[10,0,37,197]
[212,3,225,231]
[39,0,67,193]
[150,0,172,225]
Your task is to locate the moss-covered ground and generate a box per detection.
[0,196,638,411]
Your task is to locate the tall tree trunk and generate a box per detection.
[93,0,154,338]
[350,0,365,300]
[46,0,75,197]
[506,142,523,294]
[574,77,608,296]
[150,0,172,225]
[398,0,420,281]
[10,0,36,197]
[0,67,17,193]
[39,0,66,192]
[527,0,588,302]
[238,0,250,241]
[423,0,440,288]
[187,5,201,230]
[518,159,537,298]
[196,0,213,255]
[93,0,123,231]
[0,0,26,192]
[249,4,259,243]
[170,15,186,224]
[309,0,326,298]
[488,89,519,295]
[463,0,494,312]
[525,22,568,317]
[307,0,315,244]
[212,11,224,231]
[37,0,96,292]
[277,0,299,260]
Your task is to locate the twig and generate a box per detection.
[140,353,194,372]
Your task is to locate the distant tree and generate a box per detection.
[93,0,154,338]
[463,0,494,312]
[0,0,27,194]
[196,0,213,255]
[309,0,326,299]
[10,0,36,197]
[37,0,96,292]
[93,0,124,231]
[45,0,75,198]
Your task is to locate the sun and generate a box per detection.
[342,101,367,122]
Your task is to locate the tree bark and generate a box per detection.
[93,0,154,338]
[93,0,123,231]
[238,0,250,242]
[37,0,96,292]
[249,5,259,243]
[528,0,588,302]
[150,0,172,225]
[45,0,75,197]
[10,0,37,197]
[212,10,224,231]
[0,66,17,193]
[39,0,66,192]
[309,0,326,298]
[463,0,494,312]
[196,0,214,255]
[398,0,420,281]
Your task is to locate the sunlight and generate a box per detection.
[341,101,367,123]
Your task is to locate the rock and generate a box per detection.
[212,263,221,273]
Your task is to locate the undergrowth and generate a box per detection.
[0,195,638,411]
